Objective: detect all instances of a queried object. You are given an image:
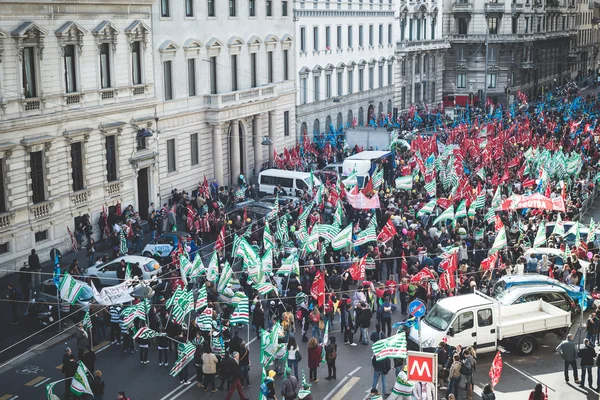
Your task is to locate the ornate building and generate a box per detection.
[0,0,157,273]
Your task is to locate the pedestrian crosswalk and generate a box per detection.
[24,376,48,387]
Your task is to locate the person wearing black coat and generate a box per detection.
[82,349,96,373]
[90,370,105,400]
[252,302,265,338]
[63,354,77,400]
[578,338,596,388]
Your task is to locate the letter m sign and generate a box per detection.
[407,351,436,383]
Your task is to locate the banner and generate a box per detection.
[346,192,381,209]
[497,193,565,212]
[93,281,134,305]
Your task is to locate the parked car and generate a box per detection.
[141,231,191,259]
[226,203,275,223]
[33,278,93,323]
[84,255,161,287]
[492,274,594,310]
[495,284,580,319]
[258,195,301,208]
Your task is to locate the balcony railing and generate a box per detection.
[21,98,42,112]
[64,93,82,105]
[105,181,122,196]
[30,201,52,219]
[71,190,91,207]
[203,85,278,109]
[0,212,14,230]
[485,2,505,13]
[397,39,450,51]
[452,2,473,13]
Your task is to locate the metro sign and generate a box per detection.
[407,351,436,383]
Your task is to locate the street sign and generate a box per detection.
[407,351,436,383]
[409,299,426,318]
[49,248,61,265]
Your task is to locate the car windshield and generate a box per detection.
[424,304,455,331]
[495,290,514,305]
[493,280,506,297]
[144,260,158,273]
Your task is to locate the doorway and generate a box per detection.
[137,167,149,220]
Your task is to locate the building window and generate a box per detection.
[267,51,274,83]
[401,59,405,76]
[284,111,290,136]
[359,69,364,90]
[369,65,374,89]
[488,17,498,34]
[314,76,320,101]
[229,0,237,16]
[369,25,373,46]
[388,64,392,86]
[105,135,118,182]
[326,74,332,98]
[432,55,436,71]
[458,18,468,35]
[250,53,257,87]
[161,0,170,17]
[348,70,354,93]
[400,19,405,41]
[71,142,84,192]
[35,230,48,243]
[282,0,288,16]
[131,41,143,85]
[378,65,383,87]
[489,47,497,63]
[431,81,436,102]
[457,73,467,89]
[409,19,413,40]
[0,160,5,212]
[337,26,342,49]
[359,25,364,47]
[63,45,77,93]
[190,133,199,165]
[388,23,392,44]
[401,87,406,109]
[231,55,238,91]
[266,0,272,16]
[337,71,343,95]
[30,151,45,204]
[209,56,217,94]
[22,47,38,98]
[325,26,331,49]
[99,43,112,88]
[163,60,173,100]
[167,139,176,172]
[185,0,194,16]
[348,26,353,48]
[416,19,421,40]
[186,58,196,96]
[0,243,8,254]
[249,0,256,16]
[512,17,518,34]
[431,19,436,40]
[487,73,497,88]
[283,50,289,80]
[378,24,383,45]
[300,27,306,52]
[208,0,215,16]
[300,77,307,104]
[313,27,319,51]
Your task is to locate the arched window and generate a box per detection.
[301,121,307,135]
[347,109,354,127]
[313,118,320,135]
[358,107,364,126]
[378,102,383,116]
[387,99,392,114]
[336,112,343,130]
[325,115,332,132]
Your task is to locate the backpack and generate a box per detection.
[460,358,472,375]
[260,382,269,396]
[382,358,392,374]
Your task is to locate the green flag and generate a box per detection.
[588,218,596,244]
[417,199,437,217]
[455,200,467,220]
[331,223,353,250]
[533,221,546,248]
[432,206,454,226]
[372,168,385,189]
[395,176,412,190]
[489,227,507,255]
[354,217,377,246]
[371,332,408,361]
[82,310,92,331]
[552,213,565,236]
[70,361,93,396]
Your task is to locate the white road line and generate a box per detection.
[322,376,350,400]
[171,382,196,399]
[504,362,556,392]
[33,377,51,387]
[248,336,258,345]
[159,383,185,400]
[96,344,112,354]
[8,396,19,400]
[348,366,362,376]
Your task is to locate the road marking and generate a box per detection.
[96,343,112,354]
[171,382,196,399]
[159,383,185,400]
[93,340,110,352]
[33,377,51,388]
[248,336,258,345]
[504,362,556,392]
[24,376,46,386]
[55,364,62,370]
[322,376,350,400]
[0,395,13,400]
[331,376,360,400]
[348,366,362,376]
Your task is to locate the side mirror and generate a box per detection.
[448,328,455,337]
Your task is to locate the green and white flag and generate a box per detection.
[46,380,61,400]
[424,179,437,197]
[371,332,408,361]
[195,285,208,311]
[217,261,233,294]
[170,289,194,324]
[588,218,596,244]
[395,176,412,190]
[263,223,275,253]
[432,206,454,226]
[533,221,546,248]
[206,251,219,283]
[474,228,484,240]
[321,321,330,363]
[333,201,344,228]
[354,217,378,246]
[372,168,385,189]
[170,342,196,377]
[124,263,131,281]
[70,361,93,396]
[254,282,276,296]
[59,273,85,305]
[417,199,437,217]
[476,167,486,181]
[277,253,299,276]
[132,326,162,340]
[489,227,507,255]
[331,224,353,250]
[302,227,320,253]
[552,213,565,237]
[82,310,92,331]
[565,222,581,242]
[231,293,249,325]
[314,224,340,242]
[454,200,467,220]
[197,307,213,331]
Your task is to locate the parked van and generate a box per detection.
[258,169,321,197]
[341,151,392,187]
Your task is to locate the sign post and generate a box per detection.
[407,350,438,400]
[409,300,426,352]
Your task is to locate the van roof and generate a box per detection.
[259,169,319,181]
[437,293,494,312]
[344,151,391,160]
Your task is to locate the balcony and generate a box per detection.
[30,201,53,219]
[522,61,534,69]
[104,181,122,197]
[397,39,450,52]
[452,2,473,13]
[71,190,91,207]
[64,93,83,106]
[203,84,278,109]
[511,3,523,13]
[485,2,505,13]
[20,97,43,112]
[450,33,528,43]
[0,212,15,231]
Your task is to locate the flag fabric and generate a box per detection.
[231,295,249,325]
[454,200,467,220]
[198,307,213,331]
[314,224,341,242]
[59,273,85,304]
[311,271,325,307]
[333,201,344,227]
[372,168,385,189]
[488,351,503,388]
[82,310,92,331]
[46,380,61,400]
[424,179,436,197]
[170,342,196,377]
[410,267,435,283]
[533,221,546,248]
[354,217,378,246]
[432,206,454,226]
[331,223,353,250]
[348,256,366,280]
[489,227,507,255]
[170,289,194,324]
[254,282,276,296]
[217,261,233,294]
[277,253,299,276]
[263,223,275,253]
[480,253,498,271]
[395,176,412,190]
[417,199,437,217]
[371,332,408,361]
[70,361,93,396]
[206,251,219,283]
[132,326,162,340]
[124,263,131,281]
[377,218,397,244]
[214,226,225,252]
[195,285,208,311]
[588,218,596,244]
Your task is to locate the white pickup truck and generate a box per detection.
[407,291,571,355]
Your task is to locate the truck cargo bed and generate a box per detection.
[498,300,571,339]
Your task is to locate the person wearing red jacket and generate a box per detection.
[307,338,322,383]
[385,275,398,304]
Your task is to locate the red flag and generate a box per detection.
[522,178,537,188]
[214,226,225,252]
[494,215,504,231]
[377,218,397,244]
[439,252,458,289]
[410,267,435,283]
[401,252,408,277]
[116,202,122,216]
[361,178,373,196]
[480,253,498,271]
[311,271,325,307]
[488,351,503,387]
[348,256,366,280]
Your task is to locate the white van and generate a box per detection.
[342,151,392,188]
[258,169,321,197]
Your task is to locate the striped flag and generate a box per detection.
[70,361,93,396]
[195,285,208,311]
[395,175,412,190]
[371,332,408,361]
[59,273,85,304]
[302,228,320,253]
[132,326,162,340]
[354,217,378,246]
[588,218,596,244]
[169,342,196,377]
[331,224,353,250]
[321,321,330,363]
[314,224,341,242]
[121,300,148,326]
[206,251,219,283]
[46,380,60,400]
[533,221,546,248]
[170,289,194,324]
[372,168,385,189]
[198,308,213,331]
[432,206,454,226]
[217,261,233,294]
[277,253,299,276]
[333,201,343,228]
[254,282,276,296]
[263,223,275,253]
[82,310,92,331]
[489,227,507,255]
[455,200,467,220]
[231,294,249,325]
[552,213,565,236]
[424,179,436,197]
[417,199,437,217]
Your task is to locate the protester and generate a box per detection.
[556,334,580,383]
[528,383,548,400]
[281,367,299,400]
[447,354,462,399]
[324,336,337,380]
[262,370,277,400]
[287,336,300,380]
[371,353,391,396]
[481,383,495,400]
[202,347,218,392]
[90,370,105,400]
[307,338,321,383]
[578,338,596,388]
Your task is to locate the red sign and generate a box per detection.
[407,352,435,383]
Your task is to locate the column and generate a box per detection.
[411,55,416,104]
[421,53,426,103]
[253,114,263,175]
[268,111,276,167]
[212,123,224,186]
[230,120,241,187]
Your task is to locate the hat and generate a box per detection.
[268,370,276,379]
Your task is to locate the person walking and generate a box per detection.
[86,239,96,269]
[556,334,580,383]
[324,337,337,380]
[63,354,77,400]
[286,337,300,380]
[309,308,323,343]
[18,262,31,301]
[90,370,105,400]
[371,354,391,396]
[356,302,373,345]
[6,283,21,324]
[157,329,169,366]
[109,304,122,344]
[76,323,90,361]
[202,347,219,392]
[224,352,248,400]
[447,354,462,399]
[481,383,495,400]
[377,296,397,337]
[281,367,299,400]
[528,383,547,400]
[137,332,150,364]
[307,338,321,383]
[461,347,477,400]
[578,338,596,388]
[82,348,96,373]
[262,370,277,400]
[28,249,42,290]
[586,312,600,346]
[239,341,250,387]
